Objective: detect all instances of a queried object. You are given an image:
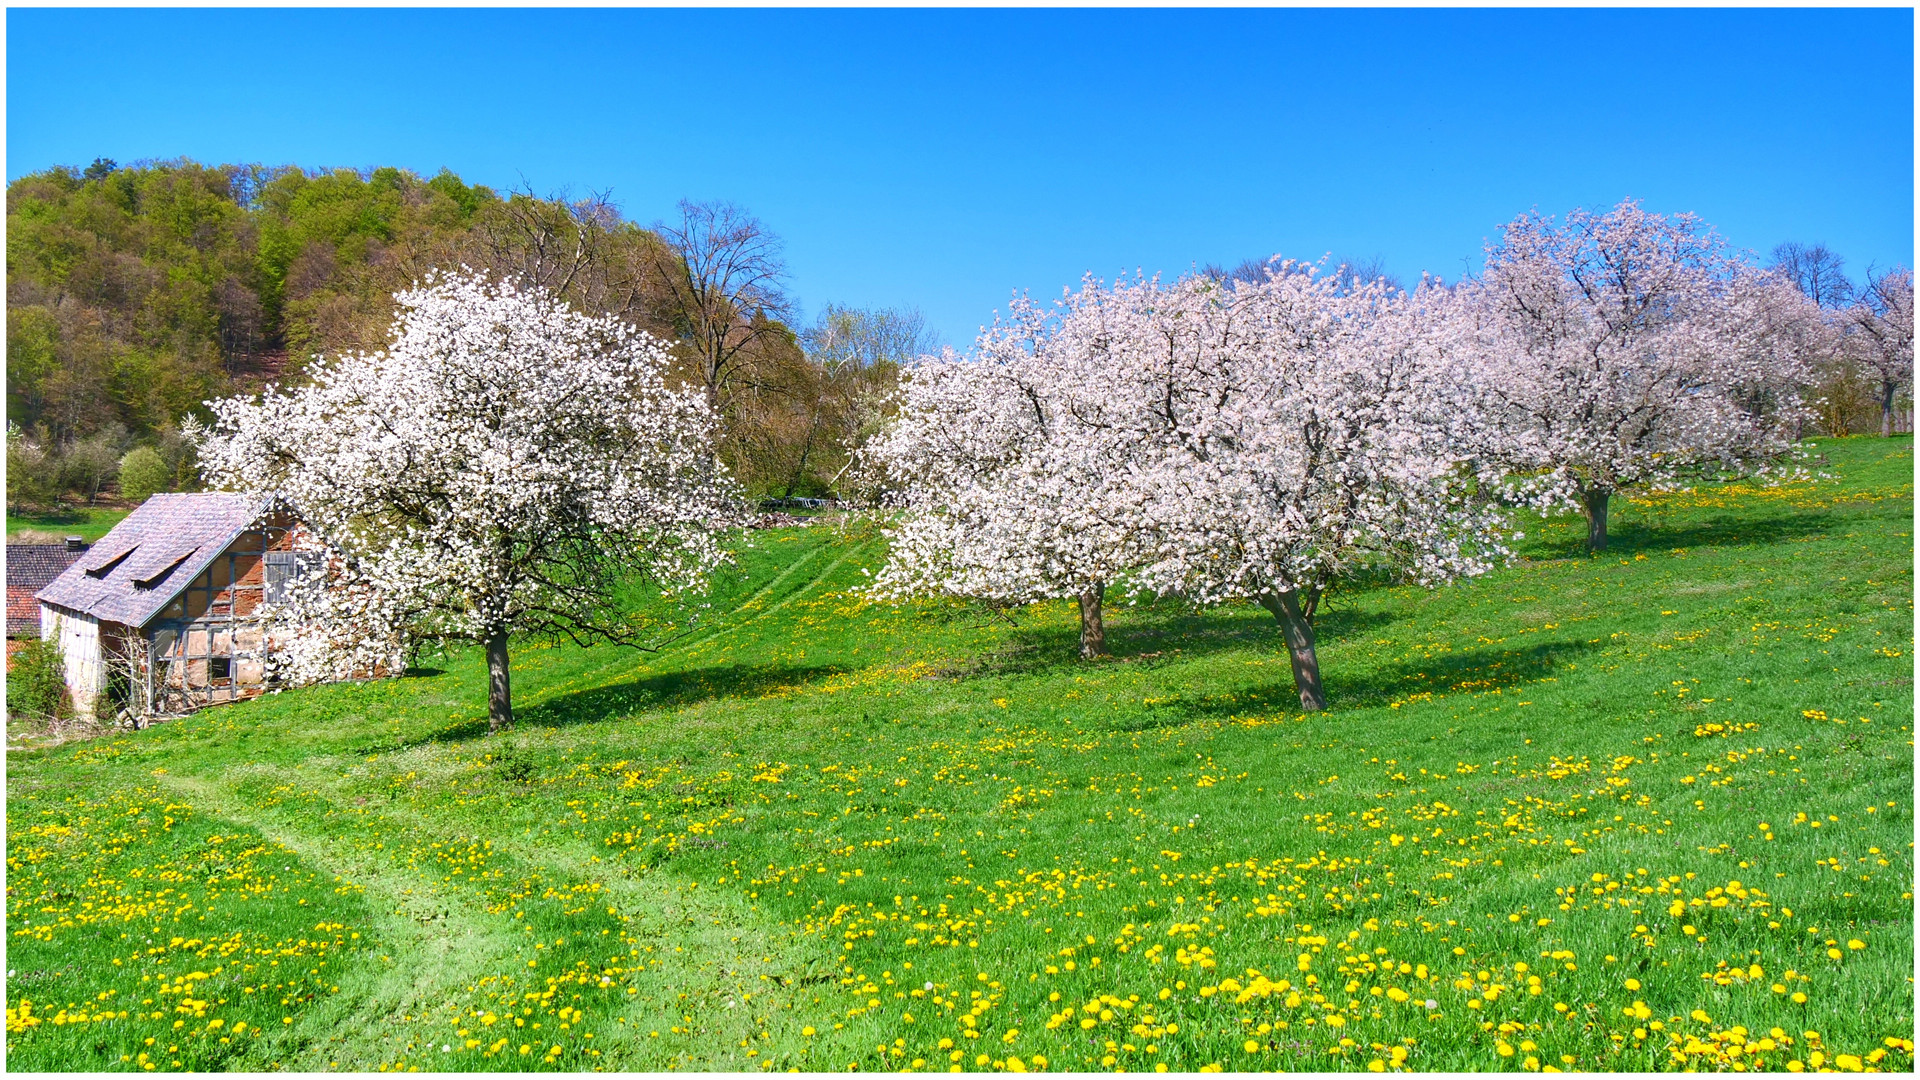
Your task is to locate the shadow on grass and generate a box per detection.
[1518,510,1838,562]
[941,602,1401,680]
[10,508,96,526]
[1114,637,1603,732]
[411,662,849,745]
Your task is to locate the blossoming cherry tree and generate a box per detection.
[1844,267,1915,438]
[1124,268,1511,711]
[867,287,1152,658]
[1468,200,1816,551]
[195,271,740,732]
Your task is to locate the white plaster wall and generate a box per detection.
[40,604,104,718]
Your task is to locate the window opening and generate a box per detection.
[265,550,322,603]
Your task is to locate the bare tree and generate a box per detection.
[1845,266,1915,436]
[710,323,819,496]
[1200,256,1282,284]
[650,200,796,414]
[777,304,930,497]
[1770,242,1854,309]
[459,187,668,326]
[805,304,936,375]
[1327,254,1402,294]
[1203,253,1402,293]
[214,275,265,374]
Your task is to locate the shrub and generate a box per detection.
[58,434,120,504]
[1811,359,1895,437]
[6,427,57,509]
[152,425,202,491]
[118,445,171,502]
[7,637,68,723]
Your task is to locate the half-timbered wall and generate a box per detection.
[139,512,326,715]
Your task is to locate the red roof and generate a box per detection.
[7,544,89,636]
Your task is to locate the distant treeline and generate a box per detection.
[6,158,928,507]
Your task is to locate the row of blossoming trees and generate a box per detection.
[862,201,1907,710]
[191,200,1910,730]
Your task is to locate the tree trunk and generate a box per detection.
[1580,488,1611,553]
[486,629,513,733]
[1077,583,1108,659]
[1883,380,1897,438]
[1257,589,1327,712]
[783,422,817,499]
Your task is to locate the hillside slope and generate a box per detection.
[6,438,1913,1073]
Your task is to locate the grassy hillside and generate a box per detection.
[6,505,133,543]
[6,437,1913,1073]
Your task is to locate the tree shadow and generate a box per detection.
[1599,511,1837,556]
[1115,637,1602,732]
[1330,636,1602,710]
[937,602,1402,681]
[411,662,848,745]
[1520,511,1838,562]
[8,507,100,527]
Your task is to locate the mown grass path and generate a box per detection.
[8,438,1914,1073]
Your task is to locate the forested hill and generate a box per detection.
[6,158,922,504]
[9,161,516,441]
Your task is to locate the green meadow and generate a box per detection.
[6,505,134,544]
[5,437,1913,1073]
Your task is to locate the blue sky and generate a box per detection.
[8,8,1913,349]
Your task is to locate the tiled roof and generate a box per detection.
[37,493,266,629]
[7,545,86,636]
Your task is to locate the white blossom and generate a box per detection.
[870,266,1510,708]
[1462,200,1817,549]
[195,270,741,728]
[866,283,1158,656]
[1843,266,1915,437]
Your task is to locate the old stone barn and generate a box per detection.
[36,493,328,720]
